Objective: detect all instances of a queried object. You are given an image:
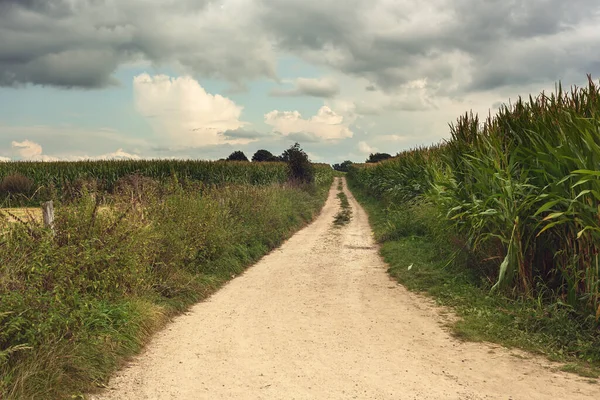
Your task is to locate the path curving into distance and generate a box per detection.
[92,178,597,400]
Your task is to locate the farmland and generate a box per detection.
[0,154,333,399]
[0,160,297,206]
[347,77,600,373]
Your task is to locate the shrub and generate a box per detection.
[332,160,352,172]
[281,143,314,184]
[366,153,392,163]
[226,151,249,161]
[0,174,34,196]
[252,149,279,162]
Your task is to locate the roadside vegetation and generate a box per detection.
[0,145,333,399]
[0,143,332,207]
[347,77,600,377]
[332,160,352,173]
[0,160,288,207]
[333,179,351,227]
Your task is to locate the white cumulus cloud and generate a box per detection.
[96,149,141,160]
[68,149,142,161]
[357,141,377,154]
[133,73,250,147]
[11,140,43,159]
[264,106,353,141]
[9,140,141,161]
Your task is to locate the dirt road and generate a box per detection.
[93,178,598,400]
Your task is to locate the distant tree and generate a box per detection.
[226,150,249,161]
[281,143,314,183]
[332,160,353,172]
[365,153,392,163]
[252,149,279,162]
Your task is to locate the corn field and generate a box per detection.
[348,76,600,316]
[0,160,333,204]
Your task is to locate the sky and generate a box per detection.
[1,0,599,163]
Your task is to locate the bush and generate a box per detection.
[332,160,352,172]
[281,143,314,184]
[365,153,392,163]
[226,151,249,161]
[0,174,34,196]
[252,149,279,162]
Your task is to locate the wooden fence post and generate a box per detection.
[42,200,55,234]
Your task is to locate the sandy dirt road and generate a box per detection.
[92,178,598,400]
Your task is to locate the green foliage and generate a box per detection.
[348,76,600,317]
[333,182,351,226]
[332,160,353,172]
[226,151,249,162]
[0,159,289,205]
[282,143,315,184]
[350,181,600,377]
[252,149,279,162]
[0,173,333,399]
[0,173,34,198]
[365,153,392,163]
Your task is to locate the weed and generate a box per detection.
[0,174,34,198]
[333,184,352,227]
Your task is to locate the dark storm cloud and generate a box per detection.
[1,0,599,92]
[0,49,120,88]
[270,78,340,98]
[259,0,600,93]
[0,0,275,88]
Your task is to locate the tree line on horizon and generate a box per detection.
[332,152,393,172]
[224,143,315,184]
[226,146,393,172]
[223,149,281,162]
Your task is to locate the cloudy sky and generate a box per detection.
[1,0,599,163]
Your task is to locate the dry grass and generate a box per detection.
[1,208,43,222]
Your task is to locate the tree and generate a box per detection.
[226,150,249,161]
[332,160,353,172]
[281,143,314,183]
[252,149,279,162]
[365,153,392,163]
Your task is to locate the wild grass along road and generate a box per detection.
[92,178,597,399]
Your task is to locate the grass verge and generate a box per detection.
[348,180,600,380]
[0,179,332,399]
[333,180,351,226]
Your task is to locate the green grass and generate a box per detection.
[349,180,600,380]
[333,184,351,226]
[0,176,333,399]
[347,78,600,314]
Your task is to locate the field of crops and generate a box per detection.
[348,77,600,317]
[0,160,333,205]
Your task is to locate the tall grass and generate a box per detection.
[348,76,600,317]
[0,170,333,398]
